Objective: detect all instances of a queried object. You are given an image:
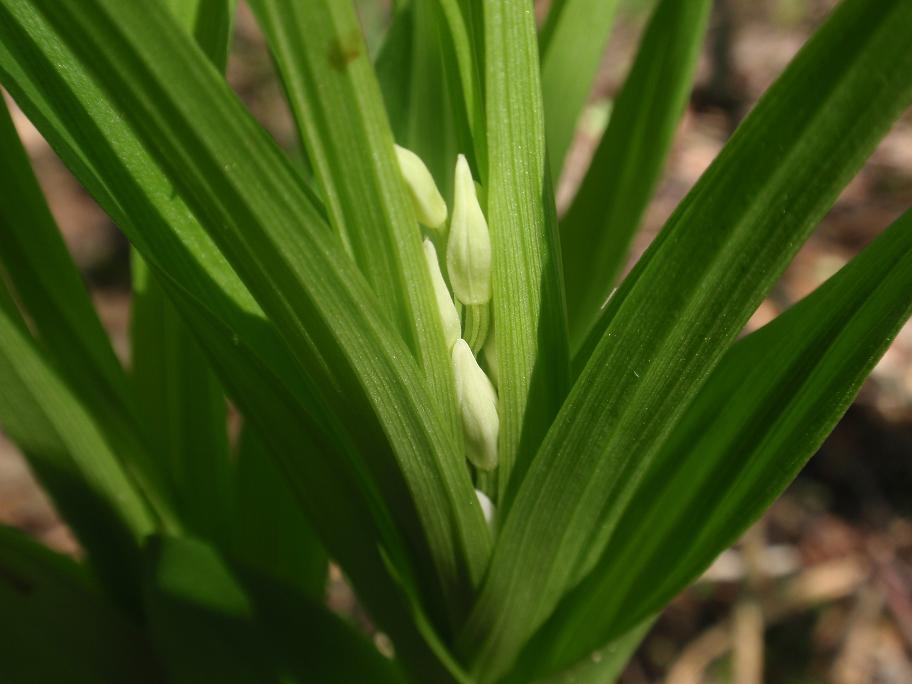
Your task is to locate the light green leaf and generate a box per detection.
[561,0,712,349]
[483,0,570,503]
[539,0,621,180]
[518,207,912,678]
[0,525,161,684]
[458,0,912,679]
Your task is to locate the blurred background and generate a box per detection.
[1,0,910,681]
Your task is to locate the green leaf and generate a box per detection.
[143,535,278,684]
[161,0,237,73]
[457,0,912,679]
[483,0,570,503]
[0,0,489,639]
[144,535,407,684]
[0,92,177,533]
[0,7,452,674]
[375,3,415,144]
[445,0,487,169]
[533,620,652,684]
[0,525,162,684]
[131,257,233,544]
[249,0,461,440]
[0,95,131,442]
[0,285,155,612]
[228,426,327,601]
[539,0,621,180]
[127,0,235,545]
[518,207,912,677]
[561,0,712,349]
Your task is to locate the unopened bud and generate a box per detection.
[452,339,498,470]
[447,155,491,305]
[423,239,461,349]
[394,144,447,229]
[475,489,495,526]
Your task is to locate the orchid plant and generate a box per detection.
[0,0,910,682]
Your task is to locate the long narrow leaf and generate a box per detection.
[484,0,570,502]
[229,427,327,601]
[458,0,912,678]
[130,0,235,546]
[516,208,912,678]
[539,0,621,180]
[561,0,712,348]
[0,94,176,529]
[0,283,155,611]
[0,525,161,683]
[249,0,461,438]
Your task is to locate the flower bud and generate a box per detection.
[452,339,498,470]
[394,144,447,229]
[447,155,491,305]
[423,239,461,349]
[475,489,495,526]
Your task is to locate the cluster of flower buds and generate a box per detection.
[395,144,499,475]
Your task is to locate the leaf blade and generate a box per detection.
[519,207,912,676]
[561,0,712,349]
[458,0,912,678]
[484,0,570,503]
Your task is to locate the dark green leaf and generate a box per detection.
[228,426,327,601]
[561,0,712,349]
[0,525,162,684]
[0,279,155,611]
[519,207,912,675]
[458,1,912,679]
[128,0,235,545]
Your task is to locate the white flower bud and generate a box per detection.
[423,239,461,349]
[447,154,491,305]
[394,144,447,229]
[452,339,498,470]
[475,489,495,526]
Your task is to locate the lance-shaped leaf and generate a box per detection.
[0,95,176,531]
[249,0,461,438]
[228,426,327,601]
[0,282,155,612]
[484,0,570,503]
[561,0,712,349]
[0,525,161,684]
[144,535,406,684]
[539,0,621,180]
[457,0,912,679]
[129,0,235,546]
[515,208,912,679]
